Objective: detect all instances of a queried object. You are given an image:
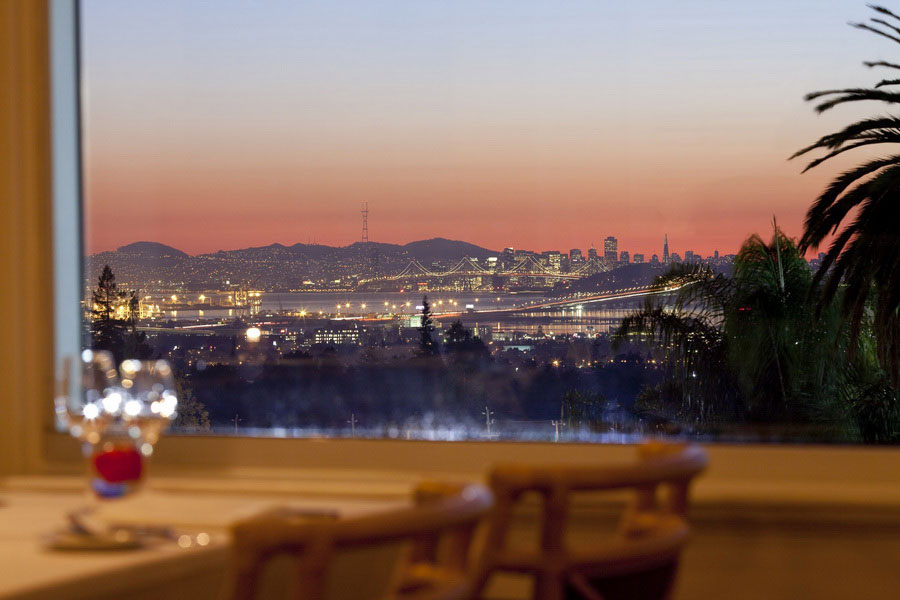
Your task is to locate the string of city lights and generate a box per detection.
[357,255,602,285]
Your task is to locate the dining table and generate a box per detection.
[0,479,408,600]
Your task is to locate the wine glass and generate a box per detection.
[55,350,117,446]
[56,352,178,500]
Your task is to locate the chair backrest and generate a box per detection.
[225,483,493,600]
[470,442,707,600]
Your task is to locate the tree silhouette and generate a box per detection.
[561,389,605,429]
[444,320,471,347]
[89,265,152,362]
[418,295,438,356]
[90,265,126,359]
[793,4,900,383]
[444,319,489,368]
[616,227,851,429]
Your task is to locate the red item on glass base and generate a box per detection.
[92,446,143,484]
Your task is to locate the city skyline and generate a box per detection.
[89,232,724,263]
[81,1,881,255]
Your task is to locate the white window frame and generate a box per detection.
[39,0,900,513]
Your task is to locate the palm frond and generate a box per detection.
[864,60,900,69]
[869,5,900,23]
[850,21,900,45]
[647,262,733,319]
[802,163,900,249]
[801,134,900,172]
[871,17,900,38]
[800,155,900,251]
[790,115,900,158]
[808,88,900,113]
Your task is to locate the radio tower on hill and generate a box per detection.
[361,201,369,243]
[361,201,378,275]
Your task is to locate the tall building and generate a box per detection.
[633,253,645,264]
[502,247,516,268]
[603,236,618,262]
[684,250,694,263]
[670,252,682,263]
[619,251,630,264]
[569,248,584,263]
[542,250,562,272]
[650,254,660,264]
[663,234,669,264]
[588,246,598,261]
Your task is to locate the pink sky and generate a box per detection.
[81,1,881,257]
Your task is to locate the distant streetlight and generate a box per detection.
[482,406,494,436]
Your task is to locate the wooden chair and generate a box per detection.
[224,482,493,600]
[469,442,708,600]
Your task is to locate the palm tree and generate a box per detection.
[726,228,846,424]
[615,261,742,424]
[792,4,900,383]
[616,227,850,431]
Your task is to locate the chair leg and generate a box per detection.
[535,573,565,600]
[568,573,606,600]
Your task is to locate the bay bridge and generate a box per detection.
[357,255,607,285]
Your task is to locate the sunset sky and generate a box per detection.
[82,0,884,257]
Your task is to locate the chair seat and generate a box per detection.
[492,515,688,578]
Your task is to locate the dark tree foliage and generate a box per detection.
[793,4,900,384]
[444,320,489,358]
[561,389,606,429]
[89,264,152,362]
[90,265,124,358]
[418,295,439,356]
[616,227,900,442]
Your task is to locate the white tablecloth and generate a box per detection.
[0,488,403,600]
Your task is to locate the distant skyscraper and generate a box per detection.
[663,234,669,264]
[603,236,618,262]
[650,254,660,265]
[714,250,719,260]
[588,247,598,261]
[670,252,682,263]
[569,248,584,263]
[619,250,630,264]
[684,250,694,263]
[633,253,645,264]
[542,250,562,272]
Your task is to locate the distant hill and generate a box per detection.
[403,238,496,262]
[116,241,189,258]
[85,238,498,289]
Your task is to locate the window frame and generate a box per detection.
[33,0,900,511]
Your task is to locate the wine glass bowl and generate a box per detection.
[57,352,178,500]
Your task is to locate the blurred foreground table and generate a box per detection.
[0,484,404,600]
